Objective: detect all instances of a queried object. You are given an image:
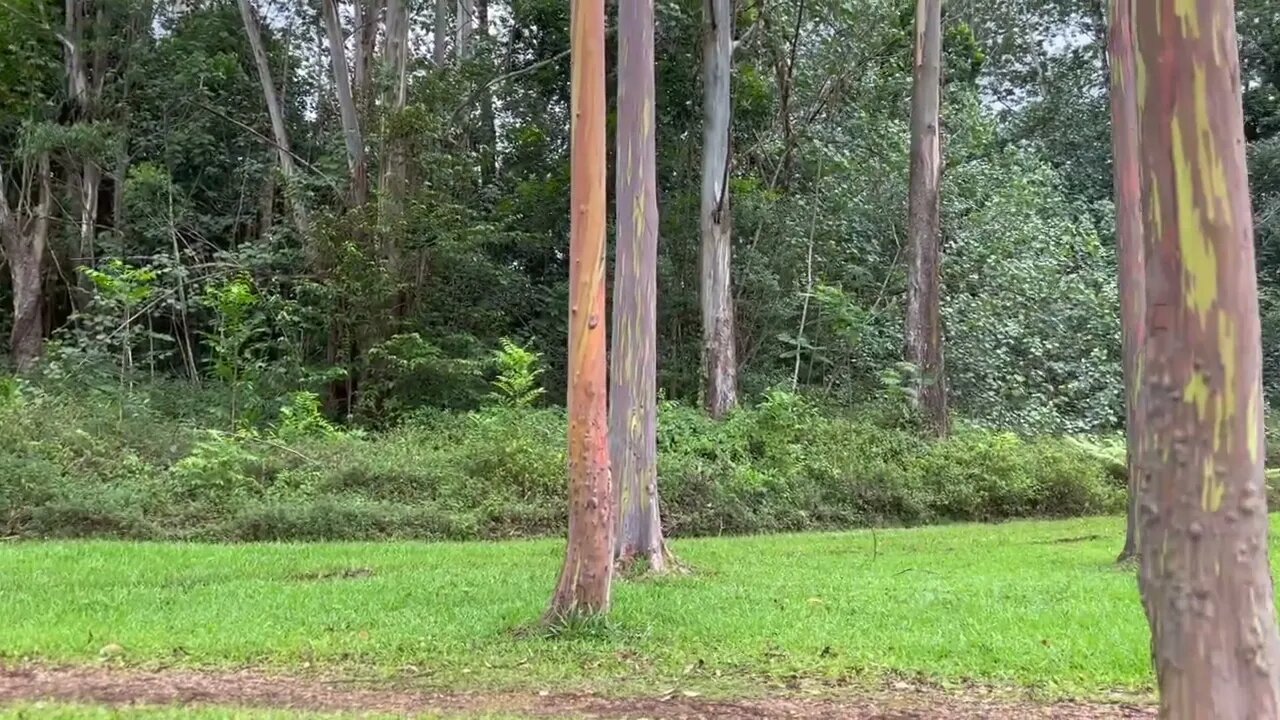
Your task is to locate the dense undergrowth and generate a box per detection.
[0,379,1128,541]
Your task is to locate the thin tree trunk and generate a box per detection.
[1106,0,1144,565]
[259,168,276,239]
[321,0,369,206]
[0,155,51,373]
[353,0,381,111]
[78,162,100,270]
[611,0,669,572]
[905,0,947,437]
[1134,0,1280,715]
[455,0,473,62]
[237,0,312,251]
[113,147,128,236]
[545,0,612,623]
[476,0,497,179]
[434,0,449,64]
[380,0,409,312]
[66,0,96,308]
[699,0,737,420]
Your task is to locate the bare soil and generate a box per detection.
[0,665,1155,719]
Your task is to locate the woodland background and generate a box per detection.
[0,0,1278,540]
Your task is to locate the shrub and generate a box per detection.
[0,384,1125,541]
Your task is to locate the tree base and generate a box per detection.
[1115,549,1140,566]
[615,545,687,579]
[539,604,610,632]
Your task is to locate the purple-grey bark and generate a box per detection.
[611,0,669,571]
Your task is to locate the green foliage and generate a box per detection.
[276,391,337,441]
[488,338,547,407]
[201,276,266,427]
[0,385,1121,542]
[943,140,1122,434]
[360,333,486,421]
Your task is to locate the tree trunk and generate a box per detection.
[545,0,613,623]
[1106,0,1144,565]
[353,0,381,111]
[321,0,369,206]
[455,0,473,62]
[237,0,312,250]
[1134,1,1280,715]
[699,0,737,420]
[66,0,97,308]
[434,0,449,64]
[905,0,947,438]
[611,0,669,572]
[475,0,497,180]
[0,154,51,373]
[380,0,409,310]
[78,161,100,271]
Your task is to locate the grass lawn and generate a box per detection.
[0,517,1172,699]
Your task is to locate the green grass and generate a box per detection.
[0,517,1169,699]
[0,704,527,719]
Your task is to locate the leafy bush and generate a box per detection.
[0,384,1124,541]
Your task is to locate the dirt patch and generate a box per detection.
[1042,535,1105,545]
[290,567,376,582]
[0,665,1155,719]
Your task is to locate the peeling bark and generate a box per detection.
[545,0,613,623]
[1106,0,1144,565]
[699,0,737,420]
[611,0,669,572]
[905,0,947,437]
[1134,0,1280,715]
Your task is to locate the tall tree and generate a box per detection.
[237,0,311,248]
[380,0,409,310]
[65,0,101,306]
[544,0,613,622]
[1106,0,1143,564]
[352,0,382,110]
[321,0,369,206]
[0,154,51,373]
[700,0,737,419]
[434,0,449,64]
[611,0,669,571]
[1134,0,1280,714]
[455,0,473,62]
[905,0,947,437]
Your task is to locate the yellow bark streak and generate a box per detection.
[1202,458,1225,512]
[1134,8,1147,117]
[1216,311,1237,451]
[1173,0,1200,39]
[1192,67,1231,225]
[1212,12,1224,64]
[1184,370,1211,420]
[632,193,645,239]
[1170,117,1217,324]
